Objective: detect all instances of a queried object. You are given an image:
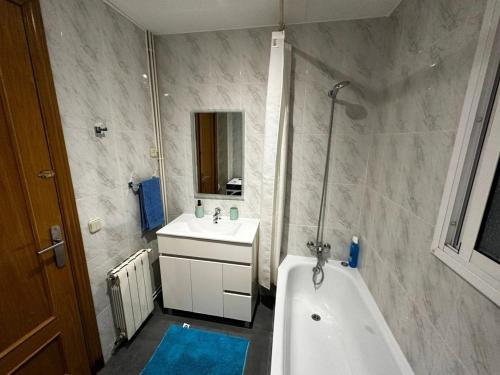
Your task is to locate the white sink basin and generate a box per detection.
[156,213,259,244]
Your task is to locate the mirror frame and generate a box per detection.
[190,110,245,201]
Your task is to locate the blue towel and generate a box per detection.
[139,177,165,232]
[141,325,249,375]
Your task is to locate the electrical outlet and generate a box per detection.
[88,217,102,234]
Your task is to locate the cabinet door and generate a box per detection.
[160,256,192,311]
[190,259,223,316]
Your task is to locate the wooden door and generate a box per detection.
[0,0,90,373]
[196,113,218,193]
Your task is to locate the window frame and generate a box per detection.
[432,0,500,307]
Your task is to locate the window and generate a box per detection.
[433,0,500,307]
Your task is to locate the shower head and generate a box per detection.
[328,81,350,98]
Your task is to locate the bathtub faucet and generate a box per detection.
[307,241,330,265]
[307,241,330,289]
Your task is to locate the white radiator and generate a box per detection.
[108,249,154,341]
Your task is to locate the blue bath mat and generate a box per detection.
[141,325,249,375]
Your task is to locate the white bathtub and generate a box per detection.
[271,255,413,375]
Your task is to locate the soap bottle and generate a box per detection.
[195,200,204,218]
[348,236,360,268]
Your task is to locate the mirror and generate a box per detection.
[192,111,244,199]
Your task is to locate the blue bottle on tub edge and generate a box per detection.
[349,236,360,268]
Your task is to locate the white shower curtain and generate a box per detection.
[258,31,292,289]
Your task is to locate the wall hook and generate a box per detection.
[94,121,108,137]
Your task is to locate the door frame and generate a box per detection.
[12,0,104,372]
[195,112,218,194]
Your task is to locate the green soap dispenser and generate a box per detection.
[195,200,204,218]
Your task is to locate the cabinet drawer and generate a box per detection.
[223,292,252,322]
[223,264,251,294]
[158,235,253,263]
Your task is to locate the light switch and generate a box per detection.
[150,147,159,158]
[88,217,102,234]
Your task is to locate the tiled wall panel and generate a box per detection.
[40,0,157,360]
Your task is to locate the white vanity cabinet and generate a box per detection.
[157,214,259,323]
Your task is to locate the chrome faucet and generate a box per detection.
[213,207,222,224]
[307,241,331,289]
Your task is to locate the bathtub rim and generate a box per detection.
[270,254,414,375]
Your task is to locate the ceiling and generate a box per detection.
[105,0,401,35]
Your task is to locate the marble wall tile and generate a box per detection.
[241,83,267,129]
[123,187,144,235]
[370,195,399,260]
[429,0,487,47]
[239,28,272,83]
[116,130,157,182]
[325,183,362,232]
[444,281,500,375]
[358,241,386,302]
[399,131,455,224]
[286,225,318,256]
[164,33,212,85]
[330,132,371,185]
[388,207,427,293]
[376,133,409,203]
[41,0,157,361]
[375,263,414,344]
[429,343,471,375]
[358,0,499,374]
[210,31,242,84]
[324,227,352,260]
[165,176,190,215]
[366,134,383,189]
[245,127,264,181]
[47,0,110,131]
[288,179,323,227]
[396,0,434,56]
[282,20,388,262]
[359,188,376,241]
[160,84,212,124]
[210,84,242,109]
[163,130,188,177]
[295,133,328,181]
[396,301,448,375]
[289,74,306,132]
[413,247,466,334]
[96,306,116,362]
[49,43,109,131]
[63,128,119,199]
[156,28,271,221]
[334,89,377,136]
[302,80,335,134]
[420,45,477,133]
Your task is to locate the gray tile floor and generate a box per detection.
[99,296,274,375]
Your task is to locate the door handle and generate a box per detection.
[37,225,66,268]
[37,240,66,268]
